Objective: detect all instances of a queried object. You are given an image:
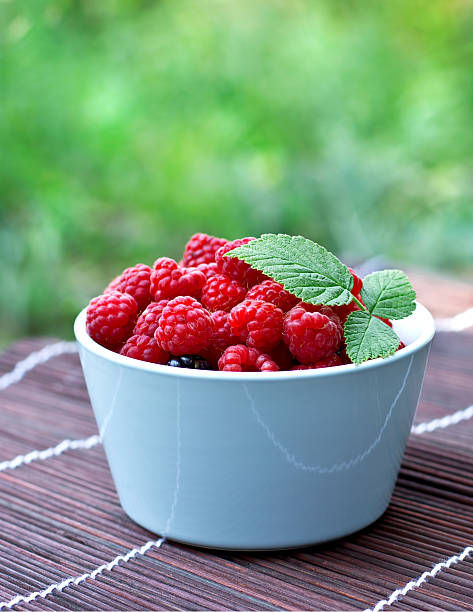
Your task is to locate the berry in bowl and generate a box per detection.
[74,233,434,549]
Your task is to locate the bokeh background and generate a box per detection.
[1,0,473,346]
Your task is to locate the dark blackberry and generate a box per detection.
[166,355,212,370]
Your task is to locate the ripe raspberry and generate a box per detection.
[104,264,153,311]
[332,295,362,325]
[202,310,240,366]
[182,233,228,267]
[348,267,363,295]
[86,291,138,350]
[150,257,206,302]
[196,262,219,280]
[268,343,296,371]
[212,308,238,342]
[229,299,283,351]
[156,296,213,355]
[246,280,298,312]
[283,303,343,364]
[210,309,240,350]
[133,300,170,337]
[120,335,169,364]
[218,345,279,372]
[291,354,343,370]
[215,238,267,287]
[338,346,352,364]
[200,274,247,312]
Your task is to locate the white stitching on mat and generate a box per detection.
[0,341,78,391]
[435,307,473,332]
[0,435,101,473]
[411,404,473,435]
[365,544,473,612]
[0,537,165,610]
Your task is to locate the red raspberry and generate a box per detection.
[332,294,362,325]
[201,274,247,312]
[348,267,363,295]
[156,296,213,355]
[150,257,206,302]
[215,238,267,287]
[120,334,169,364]
[210,310,240,352]
[338,346,352,364]
[104,264,153,310]
[196,262,219,280]
[218,345,279,372]
[202,310,241,366]
[268,342,296,371]
[283,304,343,364]
[86,291,138,350]
[229,299,283,351]
[291,353,343,370]
[246,280,298,312]
[133,300,170,337]
[182,233,228,267]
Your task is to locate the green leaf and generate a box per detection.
[361,269,416,320]
[344,311,400,364]
[225,233,354,306]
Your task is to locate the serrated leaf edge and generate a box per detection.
[344,311,399,364]
[361,269,416,320]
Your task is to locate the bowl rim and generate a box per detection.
[74,301,435,381]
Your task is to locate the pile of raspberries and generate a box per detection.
[86,233,395,372]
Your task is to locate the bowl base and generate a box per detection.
[123,503,391,552]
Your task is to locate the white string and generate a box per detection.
[411,404,473,435]
[366,544,473,612]
[0,537,165,610]
[0,340,101,473]
[0,341,78,391]
[0,434,101,473]
[435,307,473,332]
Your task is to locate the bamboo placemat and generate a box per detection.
[0,285,472,610]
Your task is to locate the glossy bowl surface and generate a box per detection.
[74,303,434,550]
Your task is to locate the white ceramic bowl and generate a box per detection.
[74,302,435,550]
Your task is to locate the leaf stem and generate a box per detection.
[351,294,367,311]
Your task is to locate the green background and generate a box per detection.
[1,0,472,345]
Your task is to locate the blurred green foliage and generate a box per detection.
[1,0,473,345]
